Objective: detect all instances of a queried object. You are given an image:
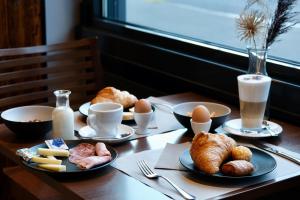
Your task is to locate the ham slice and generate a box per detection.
[77,156,112,169]
[69,143,95,164]
[95,142,111,157]
[69,142,112,169]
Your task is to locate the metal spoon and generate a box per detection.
[262,120,278,136]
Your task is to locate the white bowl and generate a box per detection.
[1,105,54,138]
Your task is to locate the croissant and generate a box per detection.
[221,160,254,176]
[91,87,138,109]
[190,132,236,175]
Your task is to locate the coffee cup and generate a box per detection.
[87,102,123,138]
[237,74,271,131]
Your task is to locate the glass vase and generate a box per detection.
[247,48,268,75]
[247,48,270,120]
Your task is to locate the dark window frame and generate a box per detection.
[79,0,300,123]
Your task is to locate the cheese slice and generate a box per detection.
[31,156,62,165]
[37,148,69,157]
[47,156,57,160]
[38,164,66,172]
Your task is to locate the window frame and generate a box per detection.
[79,0,300,123]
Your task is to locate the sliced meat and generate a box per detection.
[69,143,95,164]
[77,156,112,169]
[95,142,111,157]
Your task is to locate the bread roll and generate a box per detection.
[190,132,236,174]
[231,146,252,161]
[221,160,254,176]
[91,87,137,109]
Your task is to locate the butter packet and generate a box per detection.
[16,148,37,162]
[45,138,69,150]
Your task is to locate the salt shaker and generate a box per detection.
[52,90,75,140]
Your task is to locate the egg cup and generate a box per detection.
[190,118,212,135]
[133,110,153,134]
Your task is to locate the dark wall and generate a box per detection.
[0,0,44,48]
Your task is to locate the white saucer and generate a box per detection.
[77,124,135,144]
[222,118,282,138]
[79,102,90,116]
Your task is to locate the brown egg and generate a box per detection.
[134,99,152,113]
[191,105,210,123]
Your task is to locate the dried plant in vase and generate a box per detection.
[237,0,299,49]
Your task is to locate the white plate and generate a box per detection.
[79,102,90,116]
[77,124,135,144]
[79,102,134,121]
[222,118,282,138]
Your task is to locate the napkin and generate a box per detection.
[155,142,191,171]
[113,142,300,200]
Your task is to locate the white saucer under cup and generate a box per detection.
[223,118,282,138]
[78,124,135,144]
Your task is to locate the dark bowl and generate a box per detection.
[172,102,231,132]
[1,105,54,138]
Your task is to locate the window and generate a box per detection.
[102,0,300,67]
[81,0,300,123]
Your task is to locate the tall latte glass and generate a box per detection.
[238,74,271,130]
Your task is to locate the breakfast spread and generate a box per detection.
[134,99,152,113]
[17,139,112,172]
[91,87,138,109]
[190,132,255,176]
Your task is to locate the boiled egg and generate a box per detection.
[191,105,210,123]
[134,99,152,113]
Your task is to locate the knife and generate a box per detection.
[254,143,300,165]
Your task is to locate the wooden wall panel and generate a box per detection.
[0,0,44,48]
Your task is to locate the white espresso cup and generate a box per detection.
[87,102,123,138]
[238,74,271,131]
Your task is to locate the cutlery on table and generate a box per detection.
[254,143,300,165]
[262,120,279,136]
[137,160,195,200]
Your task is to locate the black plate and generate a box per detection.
[179,147,276,179]
[22,140,117,176]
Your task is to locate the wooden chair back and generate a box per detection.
[0,38,103,112]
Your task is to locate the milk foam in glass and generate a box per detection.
[237,74,271,130]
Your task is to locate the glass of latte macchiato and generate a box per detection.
[237,74,271,131]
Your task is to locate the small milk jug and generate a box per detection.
[52,90,75,139]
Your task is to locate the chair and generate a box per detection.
[0,38,103,112]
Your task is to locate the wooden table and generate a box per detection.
[1,92,300,200]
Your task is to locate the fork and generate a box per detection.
[137,160,195,200]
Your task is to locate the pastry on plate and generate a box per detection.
[221,160,254,176]
[91,87,137,109]
[190,132,236,175]
[231,146,252,161]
